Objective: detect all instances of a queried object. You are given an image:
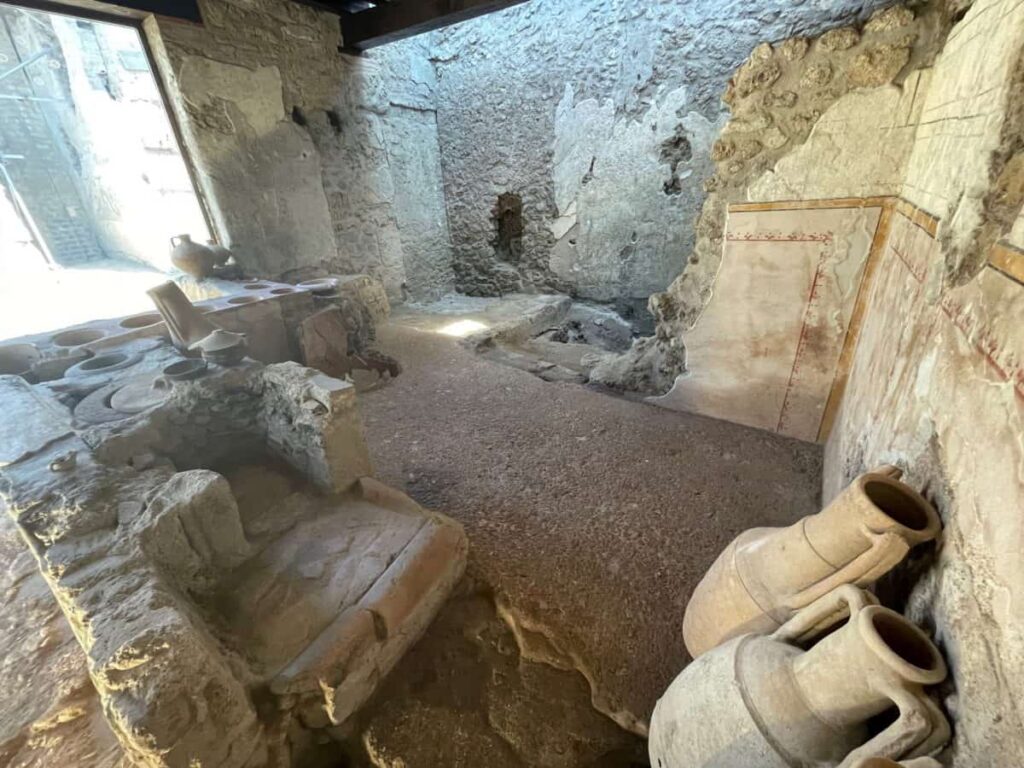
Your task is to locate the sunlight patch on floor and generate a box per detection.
[437,319,489,337]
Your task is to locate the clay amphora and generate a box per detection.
[170,234,218,278]
[683,466,941,657]
[651,586,950,768]
[206,240,233,266]
[147,281,218,351]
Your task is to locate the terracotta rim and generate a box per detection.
[120,312,163,329]
[0,343,39,375]
[51,327,105,347]
[162,358,207,380]
[859,606,946,684]
[860,474,940,537]
[78,353,129,372]
[67,351,139,377]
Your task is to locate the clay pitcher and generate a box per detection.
[207,239,233,267]
[683,466,941,657]
[650,586,950,768]
[170,234,218,278]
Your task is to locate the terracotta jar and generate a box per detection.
[170,234,218,278]
[206,239,233,266]
[651,586,950,768]
[683,466,941,657]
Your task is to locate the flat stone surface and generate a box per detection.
[0,377,73,466]
[360,315,823,732]
[209,492,427,677]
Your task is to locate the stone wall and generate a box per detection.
[144,0,454,301]
[429,0,900,323]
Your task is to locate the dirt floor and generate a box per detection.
[342,316,824,766]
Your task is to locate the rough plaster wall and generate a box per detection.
[146,0,339,278]
[430,0,902,320]
[146,1,453,300]
[748,72,931,201]
[308,37,455,301]
[826,227,1024,766]
[900,0,1024,282]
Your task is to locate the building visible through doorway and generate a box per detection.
[0,2,209,339]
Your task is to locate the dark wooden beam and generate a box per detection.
[8,0,202,23]
[340,0,528,50]
[101,0,201,21]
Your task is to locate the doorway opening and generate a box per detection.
[0,2,210,340]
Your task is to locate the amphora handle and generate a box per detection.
[837,687,950,767]
[773,584,878,644]
[784,529,911,613]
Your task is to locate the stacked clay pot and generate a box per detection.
[650,586,950,768]
[683,466,942,658]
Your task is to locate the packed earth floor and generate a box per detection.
[0,311,824,768]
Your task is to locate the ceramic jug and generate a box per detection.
[207,239,233,266]
[683,466,941,657]
[651,586,950,768]
[170,234,218,278]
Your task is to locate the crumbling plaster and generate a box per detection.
[144,0,453,301]
[429,0,906,321]
[824,1,1024,764]
[591,2,951,393]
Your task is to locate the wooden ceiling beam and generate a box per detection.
[340,0,528,50]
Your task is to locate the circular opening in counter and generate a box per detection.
[78,353,129,372]
[120,312,163,329]
[244,283,269,290]
[51,328,105,347]
[0,343,39,376]
[270,288,294,295]
[227,295,258,305]
[162,358,208,381]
